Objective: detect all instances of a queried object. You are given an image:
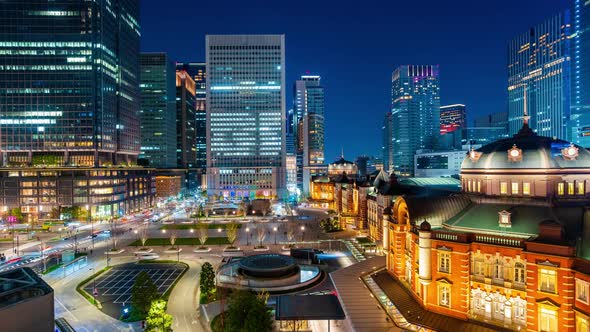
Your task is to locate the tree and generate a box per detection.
[131,271,160,316]
[320,218,341,233]
[197,223,208,248]
[168,229,177,248]
[199,262,215,302]
[256,226,267,247]
[287,223,296,243]
[224,290,272,332]
[9,208,23,222]
[145,299,173,332]
[226,223,239,246]
[140,225,149,248]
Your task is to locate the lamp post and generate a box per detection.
[86,204,94,250]
[273,226,277,245]
[301,225,305,242]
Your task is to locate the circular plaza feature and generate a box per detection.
[238,254,298,278]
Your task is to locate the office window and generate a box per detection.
[514,263,525,284]
[578,182,585,195]
[539,307,558,332]
[438,284,451,307]
[577,279,589,304]
[558,183,565,196]
[501,182,508,194]
[569,182,575,195]
[438,251,451,273]
[539,269,557,294]
[512,182,519,195]
[523,182,531,195]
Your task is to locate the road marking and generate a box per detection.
[55,297,79,322]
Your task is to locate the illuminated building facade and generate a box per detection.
[507,12,572,140]
[176,62,207,169]
[413,150,466,178]
[0,0,141,167]
[139,53,177,168]
[155,175,182,198]
[294,75,326,195]
[440,104,466,135]
[571,0,590,146]
[206,35,286,199]
[391,65,441,176]
[175,70,197,168]
[382,112,393,173]
[383,122,590,332]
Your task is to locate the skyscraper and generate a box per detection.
[175,70,197,168]
[440,104,466,135]
[0,0,141,166]
[176,62,207,169]
[507,12,572,140]
[570,0,590,146]
[140,53,177,168]
[206,35,286,199]
[294,75,325,195]
[390,65,441,176]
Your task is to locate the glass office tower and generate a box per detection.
[390,65,440,176]
[206,35,286,200]
[140,53,177,168]
[294,75,325,195]
[507,12,571,140]
[176,70,197,168]
[571,0,590,146]
[382,112,393,173]
[176,62,207,169]
[0,0,141,167]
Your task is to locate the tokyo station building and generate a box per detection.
[384,122,590,331]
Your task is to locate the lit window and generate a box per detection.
[438,284,451,307]
[473,258,485,277]
[493,258,503,280]
[539,307,558,332]
[569,182,575,195]
[512,182,519,195]
[577,279,589,304]
[558,183,565,196]
[438,251,451,273]
[501,182,508,194]
[539,269,557,294]
[578,182,585,195]
[514,262,525,284]
[523,182,531,195]
[468,180,472,192]
[576,314,589,332]
[477,181,481,193]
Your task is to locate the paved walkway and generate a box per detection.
[372,271,511,332]
[166,258,205,332]
[329,256,400,332]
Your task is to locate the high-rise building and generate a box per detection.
[570,0,590,146]
[0,0,141,167]
[175,71,197,168]
[294,75,326,195]
[0,0,154,220]
[382,112,393,173]
[474,111,509,129]
[176,62,207,169]
[391,65,441,176]
[440,104,466,135]
[140,53,177,168]
[507,12,572,140]
[206,35,286,199]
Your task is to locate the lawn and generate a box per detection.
[129,237,230,246]
[160,223,242,230]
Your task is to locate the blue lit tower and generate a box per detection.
[507,12,571,140]
[390,65,441,176]
[570,0,590,146]
[206,35,286,200]
[0,0,141,166]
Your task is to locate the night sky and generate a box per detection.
[141,0,569,162]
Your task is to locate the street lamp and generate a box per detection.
[246,227,250,245]
[301,225,305,242]
[273,226,278,245]
[86,204,94,251]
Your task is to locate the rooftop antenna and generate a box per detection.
[341,146,344,159]
[523,84,530,126]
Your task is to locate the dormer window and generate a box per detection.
[499,210,512,228]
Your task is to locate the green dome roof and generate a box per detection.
[461,128,590,170]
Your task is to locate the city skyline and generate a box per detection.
[140,0,571,160]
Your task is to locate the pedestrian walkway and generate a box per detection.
[372,270,511,332]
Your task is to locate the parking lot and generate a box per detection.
[84,262,186,318]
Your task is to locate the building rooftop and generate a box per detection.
[0,267,53,310]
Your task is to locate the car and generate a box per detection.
[136,253,159,260]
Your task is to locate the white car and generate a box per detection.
[136,253,159,260]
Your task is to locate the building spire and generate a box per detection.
[515,84,535,137]
[341,146,344,159]
[523,85,530,126]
